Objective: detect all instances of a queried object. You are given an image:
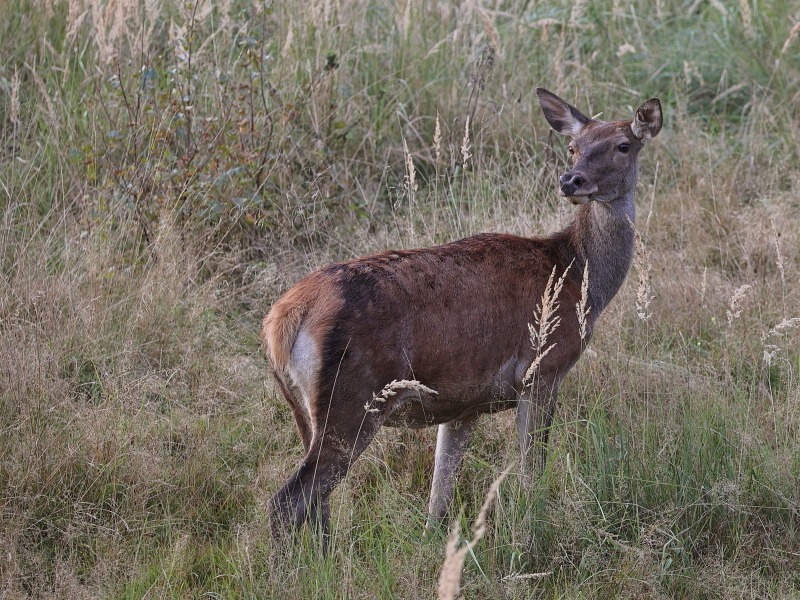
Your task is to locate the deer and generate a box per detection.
[262,88,662,548]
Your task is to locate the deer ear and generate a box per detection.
[536,87,591,137]
[632,98,662,139]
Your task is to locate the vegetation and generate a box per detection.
[1,0,799,597]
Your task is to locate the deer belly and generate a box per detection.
[381,358,522,428]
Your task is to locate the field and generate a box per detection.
[1,0,800,598]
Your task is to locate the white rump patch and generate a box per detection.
[287,323,320,423]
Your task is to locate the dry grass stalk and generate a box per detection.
[503,571,553,581]
[771,220,786,288]
[144,0,162,48]
[309,0,321,29]
[437,464,513,600]
[708,0,728,17]
[726,284,752,326]
[528,17,561,29]
[66,0,88,40]
[460,116,472,169]
[568,0,587,28]
[9,68,20,131]
[629,217,653,321]
[25,63,57,127]
[738,0,754,38]
[683,60,704,87]
[553,31,566,94]
[781,21,800,53]
[762,318,800,366]
[282,17,294,57]
[434,112,443,165]
[529,17,559,43]
[523,263,571,386]
[392,0,412,37]
[364,379,437,413]
[402,0,412,36]
[108,0,129,53]
[616,43,636,57]
[475,5,500,53]
[576,261,590,340]
[90,0,110,64]
[403,137,418,203]
[700,266,708,308]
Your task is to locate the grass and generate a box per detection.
[1,0,800,598]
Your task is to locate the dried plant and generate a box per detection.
[762,318,800,366]
[708,0,728,17]
[781,21,800,53]
[460,115,472,169]
[771,220,786,288]
[630,219,654,321]
[365,379,438,413]
[503,571,553,581]
[700,266,708,308]
[65,0,87,39]
[433,112,443,165]
[437,464,512,600]
[576,261,590,340]
[568,0,588,27]
[523,263,572,386]
[738,0,754,39]
[281,17,294,57]
[9,68,20,133]
[25,63,57,127]
[403,137,418,204]
[726,284,752,326]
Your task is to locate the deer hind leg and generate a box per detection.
[517,378,560,478]
[269,404,385,551]
[274,375,313,453]
[425,414,480,534]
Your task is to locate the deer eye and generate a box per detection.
[567,146,575,156]
[618,143,630,154]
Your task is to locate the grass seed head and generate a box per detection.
[437,465,511,600]
[726,284,752,326]
[576,261,590,339]
[460,116,472,169]
[524,263,571,386]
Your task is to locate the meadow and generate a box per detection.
[1,0,800,598]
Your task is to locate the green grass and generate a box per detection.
[2,0,800,598]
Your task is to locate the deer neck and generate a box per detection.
[571,191,636,316]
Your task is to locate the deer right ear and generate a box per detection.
[536,87,591,137]
[632,98,662,139]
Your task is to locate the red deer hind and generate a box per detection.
[263,88,662,546]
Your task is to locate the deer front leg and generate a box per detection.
[424,414,479,533]
[517,379,560,478]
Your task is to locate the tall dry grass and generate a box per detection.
[1,0,800,598]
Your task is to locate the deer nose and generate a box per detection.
[559,172,584,196]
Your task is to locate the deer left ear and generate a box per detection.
[631,98,662,139]
[536,87,591,138]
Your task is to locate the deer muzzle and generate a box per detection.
[559,171,598,202]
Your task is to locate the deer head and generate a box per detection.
[536,88,662,204]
